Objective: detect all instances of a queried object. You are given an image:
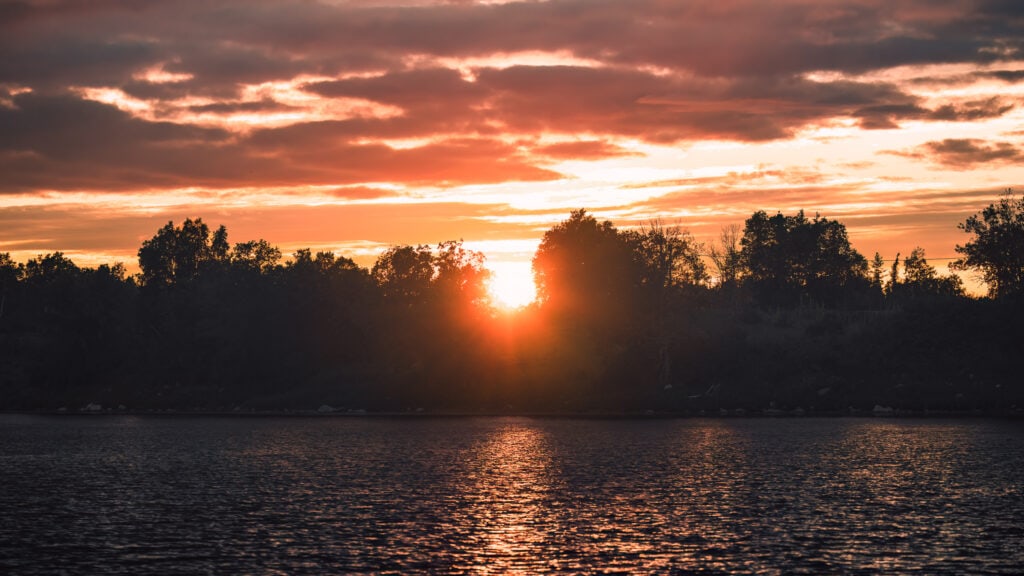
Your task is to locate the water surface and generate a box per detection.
[1,416,1022,574]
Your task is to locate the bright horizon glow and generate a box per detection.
[488,261,538,309]
[3,0,1024,300]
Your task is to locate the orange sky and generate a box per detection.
[3,0,1024,295]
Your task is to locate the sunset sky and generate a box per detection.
[3,0,1024,296]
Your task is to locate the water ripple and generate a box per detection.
[1,416,1022,574]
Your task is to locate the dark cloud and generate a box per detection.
[979,70,1024,82]
[303,65,968,143]
[0,38,164,89]
[0,92,271,192]
[306,68,486,112]
[186,99,297,114]
[471,65,920,142]
[0,92,560,192]
[855,97,1013,129]
[2,0,1022,194]
[0,92,227,160]
[4,0,1021,95]
[119,80,195,101]
[929,97,1015,121]
[534,140,641,160]
[882,138,1024,167]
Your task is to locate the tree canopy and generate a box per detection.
[1,197,1022,415]
[532,209,636,320]
[740,210,868,306]
[953,190,1024,298]
[892,247,964,300]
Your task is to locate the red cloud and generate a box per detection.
[534,140,642,160]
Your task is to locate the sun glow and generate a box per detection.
[488,261,537,309]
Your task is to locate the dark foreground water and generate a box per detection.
[1,416,1022,574]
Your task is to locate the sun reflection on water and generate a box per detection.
[454,420,555,574]
[4,417,1022,574]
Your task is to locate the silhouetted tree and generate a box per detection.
[0,253,22,320]
[533,209,637,320]
[4,208,1023,414]
[211,225,230,263]
[433,240,491,309]
[892,247,964,300]
[138,218,216,286]
[0,253,20,284]
[710,224,743,289]
[740,210,868,306]
[288,248,364,277]
[372,244,435,302]
[365,241,493,408]
[273,248,376,404]
[24,251,78,281]
[231,239,281,274]
[623,219,707,292]
[23,252,81,315]
[530,210,645,404]
[953,190,1024,298]
[870,252,885,290]
[890,252,901,295]
[621,220,706,393]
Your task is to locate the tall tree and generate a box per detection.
[623,219,706,293]
[433,240,490,309]
[0,253,19,320]
[870,252,886,290]
[532,209,636,319]
[953,190,1024,298]
[211,225,230,263]
[894,247,964,299]
[710,224,743,289]
[231,239,281,274]
[372,244,435,302]
[740,210,868,306]
[138,218,214,286]
[889,252,901,295]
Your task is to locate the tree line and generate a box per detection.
[1,193,1022,414]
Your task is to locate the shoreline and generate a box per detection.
[3,408,1022,419]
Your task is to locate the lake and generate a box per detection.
[1,415,1022,574]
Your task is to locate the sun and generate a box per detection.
[488,261,537,310]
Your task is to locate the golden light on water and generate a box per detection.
[461,421,553,574]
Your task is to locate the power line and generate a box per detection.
[693,251,961,262]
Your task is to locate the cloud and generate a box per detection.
[4,0,1021,96]
[186,99,298,115]
[854,97,1014,129]
[621,165,829,191]
[2,1,1023,202]
[3,0,1020,288]
[978,69,1024,82]
[0,92,562,192]
[469,65,933,142]
[882,138,1024,168]
[323,186,399,200]
[534,140,642,160]
[3,1,1018,136]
